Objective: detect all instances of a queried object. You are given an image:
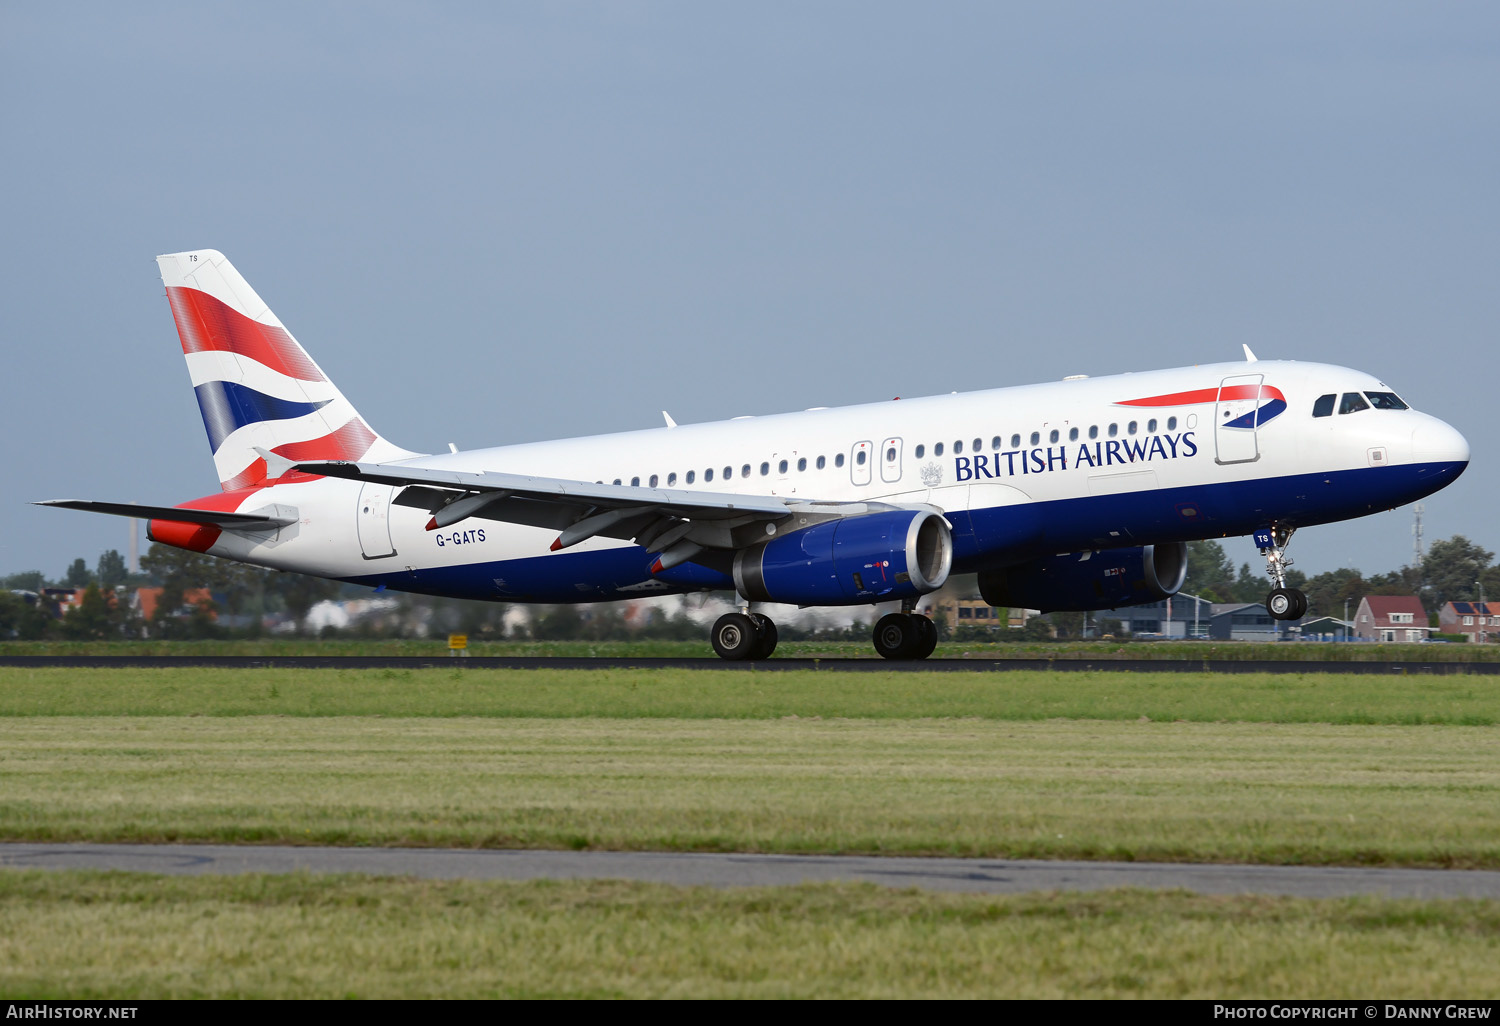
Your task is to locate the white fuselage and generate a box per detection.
[187,358,1468,605]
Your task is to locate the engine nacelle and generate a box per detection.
[977,542,1187,613]
[734,509,953,606]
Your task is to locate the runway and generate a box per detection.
[5,843,1500,899]
[2,655,1497,673]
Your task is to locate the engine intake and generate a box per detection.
[977,542,1187,613]
[734,509,953,606]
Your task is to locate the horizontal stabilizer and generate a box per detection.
[35,499,297,528]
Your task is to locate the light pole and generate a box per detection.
[1344,597,1350,643]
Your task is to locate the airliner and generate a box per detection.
[39,250,1471,659]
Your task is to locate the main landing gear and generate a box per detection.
[873,611,939,660]
[710,611,779,660]
[1257,525,1307,621]
[709,605,938,661]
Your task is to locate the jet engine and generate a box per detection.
[977,542,1188,613]
[733,509,953,606]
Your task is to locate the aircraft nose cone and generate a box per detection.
[1412,419,1470,466]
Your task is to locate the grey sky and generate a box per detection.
[3,2,1495,583]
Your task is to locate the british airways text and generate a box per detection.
[954,431,1199,482]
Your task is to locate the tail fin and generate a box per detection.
[156,250,417,491]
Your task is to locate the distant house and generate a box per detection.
[1439,601,1499,643]
[1298,615,1354,641]
[133,587,215,621]
[1352,595,1433,643]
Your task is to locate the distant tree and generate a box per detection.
[64,558,92,588]
[1183,540,1237,602]
[1230,562,1272,603]
[1301,568,1366,620]
[1421,537,1495,611]
[0,591,53,640]
[60,583,116,640]
[2,571,47,592]
[1049,611,1085,639]
[96,549,128,591]
[534,604,582,640]
[272,571,340,634]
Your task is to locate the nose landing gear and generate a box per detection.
[1256,525,1307,621]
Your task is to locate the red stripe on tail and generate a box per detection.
[165,286,326,382]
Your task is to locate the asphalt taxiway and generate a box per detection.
[5,843,1500,899]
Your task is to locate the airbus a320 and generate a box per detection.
[39,250,1471,659]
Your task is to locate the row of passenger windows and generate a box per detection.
[1311,391,1409,418]
[608,416,1184,489]
[913,417,1179,460]
[613,453,848,488]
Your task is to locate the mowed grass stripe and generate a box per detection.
[4,717,1499,865]
[2,666,1498,723]
[2,871,1498,999]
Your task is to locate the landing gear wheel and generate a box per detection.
[1266,588,1307,621]
[748,613,779,660]
[912,615,938,660]
[873,613,919,660]
[711,612,759,660]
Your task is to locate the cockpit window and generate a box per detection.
[1312,394,1335,418]
[1365,391,1409,410]
[1339,392,1370,415]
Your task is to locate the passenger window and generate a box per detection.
[760,462,770,476]
[973,437,982,452]
[1089,425,1098,440]
[667,473,676,486]
[1167,417,1177,430]
[935,442,944,456]
[704,468,713,483]
[856,451,866,466]
[835,453,845,468]
[724,467,733,480]
[741,464,751,478]
[649,474,658,488]
[778,459,788,474]
[1128,421,1137,435]
[991,436,1001,450]
[1108,423,1118,437]
[1339,392,1370,415]
[1069,427,1079,441]
[817,455,826,469]
[686,471,695,484]
[1147,418,1157,432]
[1365,391,1409,410]
[954,440,963,454]
[797,457,807,472]
[631,477,640,487]
[885,447,896,463]
[1312,394,1336,418]
[914,444,925,459]
[1049,429,1059,444]
[613,479,621,486]
[1010,434,1021,448]
[1029,432,1040,446]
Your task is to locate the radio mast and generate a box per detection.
[1412,503,1425,566]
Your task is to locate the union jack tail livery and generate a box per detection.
[157,250,414,492]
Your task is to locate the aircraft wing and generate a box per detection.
[34,499,297,528]
[295,459,911,571]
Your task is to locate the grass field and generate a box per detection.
[2,667,1498,864]
[2,872,1498,998]
[4,664,1498,996]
